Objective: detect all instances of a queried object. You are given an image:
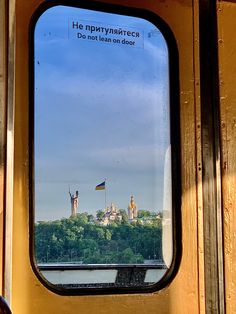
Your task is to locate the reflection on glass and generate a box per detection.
[34,5,172,288]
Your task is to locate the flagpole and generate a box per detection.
[104,178,107,210]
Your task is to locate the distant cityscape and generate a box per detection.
[69,189,162,226]
[35,190,163,265]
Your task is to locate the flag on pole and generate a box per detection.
[95,181,105,190]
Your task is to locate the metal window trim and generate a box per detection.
[28,0,182,296]
[199,0,225,312]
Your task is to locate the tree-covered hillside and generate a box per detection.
[35,213,162,264]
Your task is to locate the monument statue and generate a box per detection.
[69,189,79,217]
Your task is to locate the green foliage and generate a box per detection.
[138,210,152,218]
[119,209,129,223]
[35,212,162,264]
[96,210,105,221]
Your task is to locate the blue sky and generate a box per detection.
[34,5,171,221]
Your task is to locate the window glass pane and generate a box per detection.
[34,5,172,290]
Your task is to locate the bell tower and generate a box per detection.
[128,195,137,220]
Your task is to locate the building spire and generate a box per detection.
[128,195,137,220]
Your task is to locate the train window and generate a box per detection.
[31,3,180,294]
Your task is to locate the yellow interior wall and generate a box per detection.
[0,0,7,295]
[217,1,236,314]
[12,1,201,313]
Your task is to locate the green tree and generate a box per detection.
[96,210,105,221]
[119,209,129,223]
[35,214,163,264]
[138,210,151,218]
